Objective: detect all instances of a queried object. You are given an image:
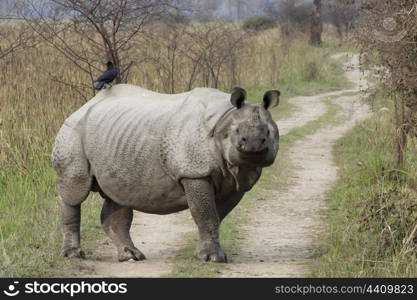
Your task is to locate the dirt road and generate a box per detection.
[82,53,370,277]
[221,53,371,277]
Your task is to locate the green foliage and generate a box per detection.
[242,16,276,31]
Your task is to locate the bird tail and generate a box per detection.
[95,81,105,90]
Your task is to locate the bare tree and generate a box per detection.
[0,22,32,60]
[19,0,175,94]
[324,0,359,39]
[186,23,248,88]
[357,0,417,166]
[235,0,248,19]
[142,16,190,93]
[265,0,311,38]
[0,4,34,60]
[142,21,249,92]
[310,0,323,46]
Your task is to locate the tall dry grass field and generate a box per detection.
[0,23,346,276]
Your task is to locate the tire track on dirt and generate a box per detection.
[81,53,365,278]
[221,53,371,277]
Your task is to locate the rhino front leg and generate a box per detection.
[100,198,146,262]
[182,178,227,263]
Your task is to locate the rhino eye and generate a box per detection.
[267,129,270,135]
[236,128,239,134]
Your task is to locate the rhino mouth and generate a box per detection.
[237,147,269,162]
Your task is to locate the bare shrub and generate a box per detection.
[324,0,359,39]
[19,0,175,96]
[304,61,319,81]
[242,15,276,32]
[265,0,312,37]
[356,0,417,166]
[137,21,250,93]
[185,23,249,89]
[0,8,35,61]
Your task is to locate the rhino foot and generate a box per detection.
[61,247,86,259]
[195,242,227,263]
[118,246,146,262]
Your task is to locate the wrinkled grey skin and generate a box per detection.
[52,84,280,263]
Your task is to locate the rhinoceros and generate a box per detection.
[52,84,280,263]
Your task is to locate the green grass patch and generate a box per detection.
[311,90,417,277]
[0,157,104,277]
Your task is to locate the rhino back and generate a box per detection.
[64,84,189,128]
[72,85,233,209]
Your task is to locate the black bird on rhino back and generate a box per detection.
[95,61,118,90]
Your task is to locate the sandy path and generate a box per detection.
[220,53,371,277]
[81,210,195,277]
[81,53,368,278]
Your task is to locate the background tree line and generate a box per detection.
[0,0,360,99]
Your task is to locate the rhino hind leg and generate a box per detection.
[59,176,91,259]
[100,197,146,262]
[61,203,85,259]
[59,175,91,259]
[53,126,92,259]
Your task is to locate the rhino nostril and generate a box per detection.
[261,138,266,144]
[241,137,247,143]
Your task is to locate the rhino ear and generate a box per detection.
[263,90,280,110]
[230,87,246,109]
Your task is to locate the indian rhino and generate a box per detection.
[52,84,280,263]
